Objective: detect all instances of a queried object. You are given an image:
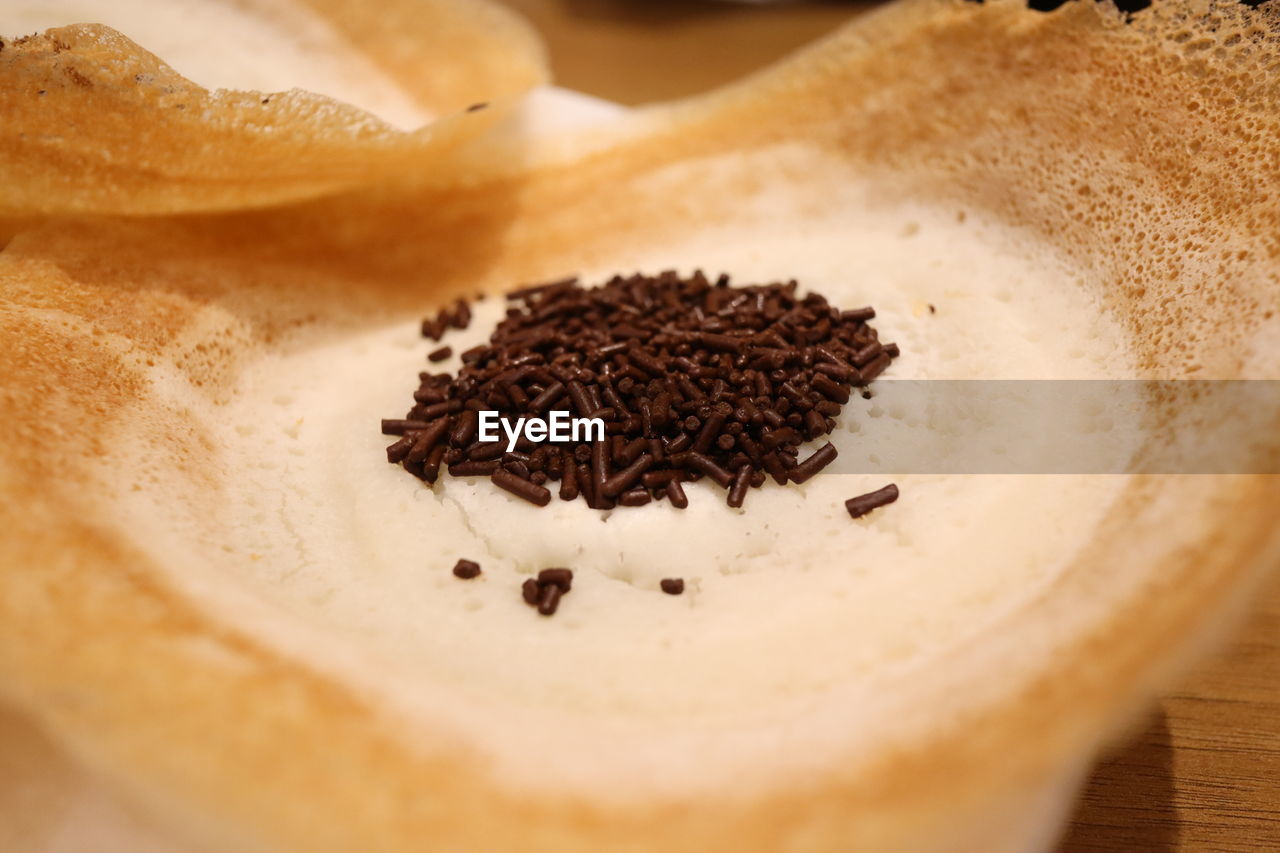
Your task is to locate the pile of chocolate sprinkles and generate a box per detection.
[382,271,899,510]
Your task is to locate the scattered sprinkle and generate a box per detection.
[845,484,900,519]
[522,569,574,616]
[452,559,481,579]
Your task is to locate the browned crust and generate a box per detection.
[0,0,548,218]
[2,0,1280,850]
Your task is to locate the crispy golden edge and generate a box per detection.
[0,0,548,218]
[2,0,1280,850]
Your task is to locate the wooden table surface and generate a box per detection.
[497,2,1280,849]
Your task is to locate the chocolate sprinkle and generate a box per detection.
[382,272,897,509]
[537,568,573,592]
[787,442,839,485]
[537,584,562,616]
[845,483,900,519]
[452,559,481,579]
[619,487,652,507]
[491,467,552,506]
[726,464,752,508]
[521,578,541,605]
[665,477,689,508]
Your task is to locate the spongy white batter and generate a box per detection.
[168,202,1134,743]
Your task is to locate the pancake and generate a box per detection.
[2,0,1279,852]
[0,0,547,218]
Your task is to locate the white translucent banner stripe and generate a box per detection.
[814,381,1280,474]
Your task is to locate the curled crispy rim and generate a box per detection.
[1,0,1280,851]
[0,0,547,218]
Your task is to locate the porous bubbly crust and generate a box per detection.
[0,0,547,218]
